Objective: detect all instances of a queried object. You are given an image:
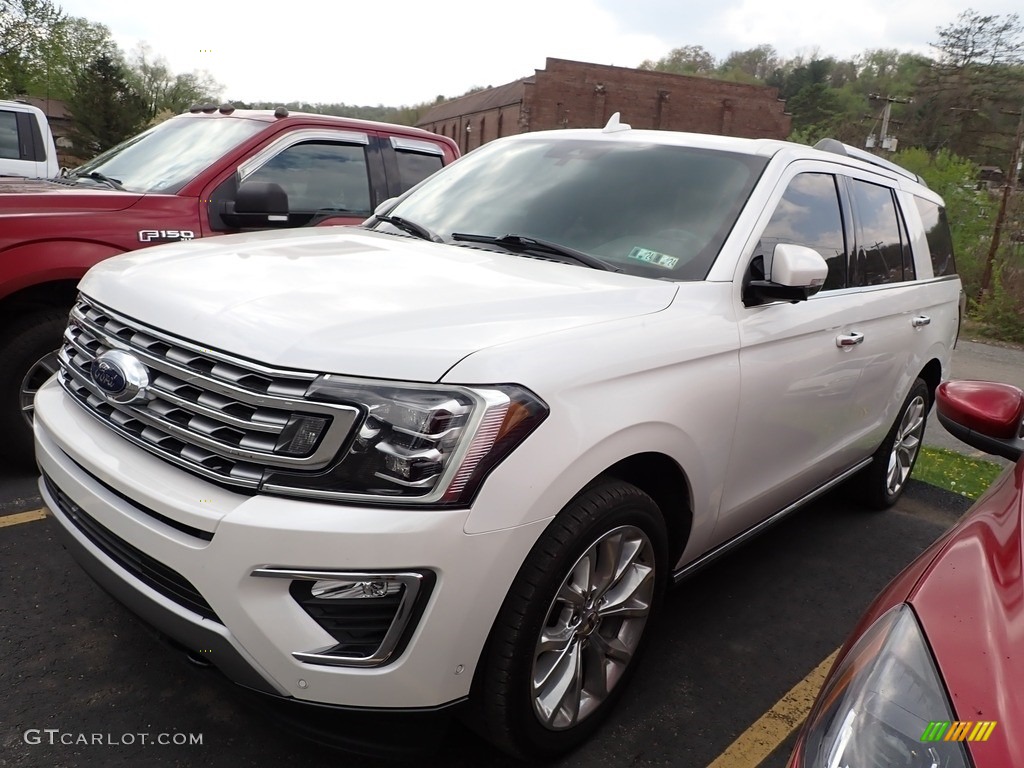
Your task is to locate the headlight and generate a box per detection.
[798,604,970,768]
[260,375,548,506]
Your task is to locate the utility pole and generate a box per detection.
[979,105,1024,299]
[866,94,911,152]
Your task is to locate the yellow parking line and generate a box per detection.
[707,648,840,768]
[0,508,48,528]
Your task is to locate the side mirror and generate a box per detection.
[743,243,828,306]
[221,181,289,228]
[937,380,1024,462]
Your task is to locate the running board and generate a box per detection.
[671,458,873,585]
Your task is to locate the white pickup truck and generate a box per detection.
[0,99,59,179]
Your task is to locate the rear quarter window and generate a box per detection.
[913,197,957,277]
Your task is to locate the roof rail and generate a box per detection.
[813,138,927,187]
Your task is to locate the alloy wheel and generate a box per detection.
[20,350,60,427]
[886,394,926,496]
[531,524,655,730]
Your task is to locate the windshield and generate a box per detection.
[375,137,767,280]
[71,115,267,194]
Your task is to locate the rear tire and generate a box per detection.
[855,377,929,510]
[471,479,667,759]
[0,308,69,468]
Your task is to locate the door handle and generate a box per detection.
[836,332,864,348]
[911,315,931,328]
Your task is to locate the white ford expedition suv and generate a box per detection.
[34,117,962,758]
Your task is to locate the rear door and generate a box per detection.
[715,162,919,542]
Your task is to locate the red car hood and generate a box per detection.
[909,459,1024,763]
[0,177,141,213]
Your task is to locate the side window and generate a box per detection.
[395,150,443,194]
[849,180,911,286]
[247,141,371,215]
[758,173,847,291]
[0,111,20,160]
[914,197,957,277]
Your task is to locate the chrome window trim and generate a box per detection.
[389,136,444,156]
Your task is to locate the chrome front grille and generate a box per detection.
[57,296,359,488]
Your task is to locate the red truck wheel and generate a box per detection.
[0,309,68,467]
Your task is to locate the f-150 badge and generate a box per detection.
[138,229,196,243]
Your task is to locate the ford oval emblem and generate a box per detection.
[91,350,150,404]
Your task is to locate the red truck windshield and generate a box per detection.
[70,115,267,194]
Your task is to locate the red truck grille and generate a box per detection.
[57,296,359,489]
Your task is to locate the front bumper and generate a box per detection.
[35,377,550,710]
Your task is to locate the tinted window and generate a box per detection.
[379,138,768,280]
[758,173,847,290]
[914,197,956,277]
[248,142,370,214]
[0,111,19,160]
[395,150,443,194]
[849,180,910,286]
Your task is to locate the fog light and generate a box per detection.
[310,579,402,599]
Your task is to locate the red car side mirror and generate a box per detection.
[937,380,1024,462]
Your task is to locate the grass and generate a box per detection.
[913,446,1004,500]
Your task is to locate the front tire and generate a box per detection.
[472,480,667,759]
[856,377,929,510]
[0,309,68,468]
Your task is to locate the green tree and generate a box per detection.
[639,45,717,76]
[893,147,998,297]
[0,0,65,96]
[912,10,1024,164]
[66,53,148,155]
[718,45,779,82]
[127,43,222,120]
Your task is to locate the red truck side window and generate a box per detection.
[246,141,371,215]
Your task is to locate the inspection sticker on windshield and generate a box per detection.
[627,247,678,269]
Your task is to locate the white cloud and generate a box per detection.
[53,0,1024,105]
[58,0,665,105]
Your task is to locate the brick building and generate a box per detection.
[417,58,791,153]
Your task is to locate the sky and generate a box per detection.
[57,0,1024,107]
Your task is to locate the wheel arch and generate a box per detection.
[593,453,693,569]
[0,280,80,320]
[918,358,942,407]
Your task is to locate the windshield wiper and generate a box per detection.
[375,214,443,243]
[450,232,619,272]
[69,171,125,191]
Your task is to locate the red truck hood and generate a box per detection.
[909,459,1024,764]
[0,177,141,213]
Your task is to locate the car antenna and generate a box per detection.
[602,112,631,133]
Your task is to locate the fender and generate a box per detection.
[0,239,127,302]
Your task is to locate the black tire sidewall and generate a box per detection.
[476,480,668,758]
[861,377,930,509]
[0,309,68,465]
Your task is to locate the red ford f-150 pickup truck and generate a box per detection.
[0,105,459,464]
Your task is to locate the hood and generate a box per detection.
[909,459,1024,764]
[80,227,678,381]
[0,177,141,213]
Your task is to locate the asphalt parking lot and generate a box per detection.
[3,336,1019,768]
[0,465,971,768]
